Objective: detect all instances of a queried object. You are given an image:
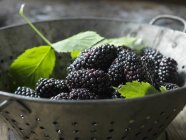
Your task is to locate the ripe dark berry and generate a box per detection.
[66,69,111,95]
[14,87,39,98]
[69,88,98,100]
[108,49,144,86]
[158,57,178,84]
[162,83,179,90]
[67,44,119,72]
[36,78,69,98]
[50,92,69,100]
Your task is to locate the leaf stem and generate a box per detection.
[19,4,52,46]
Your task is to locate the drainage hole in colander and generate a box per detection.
[160,112,165,116]
[91,137,97,140]
[91,122,97,126]
[107,136,112,140]
[31,131,36,134]
[72,122,78,126]
[20,114,24,119]
[0,59,4,64]
[36,118,40,121]
[73,129,79,134]
[24,136,29,139]
[4,110,10,114]
[142,137,147,140]
[74,137,80,140]
[110,121,115,125]
[53,121,58,125]
[172,42,177,48]
[109,129,114,133]
[9,56,13,60]
[11,119,16,123]
[25,123,30,126]
[40,126,45,130]
[59,137,64,140]
[121,135,127,139]
[135,132,141,136]
[182,65,185,69]
[165,115,170,120]
[56,129,62,134]
[19,127,23,131]
[90,129,97,134]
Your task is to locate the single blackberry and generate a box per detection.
[66,69,111,95]
[67,44,119,72]
[14,87,39,98]
[69,88,98,100]
[162,83,179,90]
[50,92,69,100]
[36,78,69,98]
[140,56,158,88]
[141,47,163,64]
[141,47,163,74]
[158,57,179,84]
[108,49,144,86]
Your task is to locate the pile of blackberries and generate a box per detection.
[14,44,180,100]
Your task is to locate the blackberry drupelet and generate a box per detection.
[50,92,69,100]
[36,78,69,98]
[108,49,144,86]
[158,57,179,84]
[67,44,119,72]
[163,83,179,90]
[69,88,98,100]
[14,87,39,98]
[66,69,111,95]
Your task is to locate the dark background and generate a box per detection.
[1,0,186,28]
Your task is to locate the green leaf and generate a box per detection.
[10,46,56,88]
[160,86,167,93]
[94,37,137,47]
[117,81,159,99]
[71,51,81,59]
[52,31,104,53]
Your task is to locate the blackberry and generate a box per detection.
[108,49,144,86]
[141,47,163,74]
[36,78,69,98]
[162,83,179,90]
[14,87,39,98]
[67,44,119,72]
[50,92,69,100]
[141,47,163,65]
[158,57,178,84]
[66,69,111,95]
[140,47,164,88]
[141,56,158,88]
[69,88,98,100]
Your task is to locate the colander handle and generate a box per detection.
[149,15,186,33]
